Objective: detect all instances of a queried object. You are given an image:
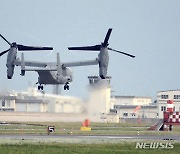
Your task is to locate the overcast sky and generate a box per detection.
[0,0,180,99]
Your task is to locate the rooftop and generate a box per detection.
[114,105,157,109]
[157,89,180,93]
[112,95,151,99]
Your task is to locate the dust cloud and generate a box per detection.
[85,79,111,122]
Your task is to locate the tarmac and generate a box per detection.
[0,134,179,142]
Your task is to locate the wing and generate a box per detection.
[62,58,99,67]
[14,59,48,67]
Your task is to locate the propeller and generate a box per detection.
[0,49,10,57]
[0,34,53,57]
[102,28,112,47]
[68,28,135,79]
[108,47,135,58]
[68,28,135,58]
[68,45,101,51]
[0,34,11,46]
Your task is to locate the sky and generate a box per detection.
[0,0,180,100]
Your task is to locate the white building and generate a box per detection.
[157,90,180,119]
[114,105,157,119]
[112,95,158,120]
[0,96,16,111]
[0,87,84,114]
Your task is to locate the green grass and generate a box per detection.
[0,142,179,154]
[0,122,180,135]
[0,122,180,153]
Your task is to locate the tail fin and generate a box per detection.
[21,53,25,76]
[56,53,61,78]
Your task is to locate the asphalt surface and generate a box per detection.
[0,134,179,141]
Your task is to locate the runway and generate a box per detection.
[0,134,179,141]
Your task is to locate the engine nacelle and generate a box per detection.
[6,47,17,79]
[6,65,15,79]
[98,48,109,79]
[99,66,108,79]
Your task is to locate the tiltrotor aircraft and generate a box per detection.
[0,34,98,90]
[0,28,135,91]
[68,28,135,79]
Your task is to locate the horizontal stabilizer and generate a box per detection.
[68,45,101,51]
[24,68,57,71]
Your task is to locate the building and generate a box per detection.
[86,75,158,123]
[0,95,16,112]
[0,87,84,114]
[114,105,157,119]
[111,96,158,121]
[157,90,180,119]
[2,85,175,123]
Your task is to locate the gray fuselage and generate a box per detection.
[37,66,72,85]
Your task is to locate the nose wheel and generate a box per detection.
[64,82,69,90]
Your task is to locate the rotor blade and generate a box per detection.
[0,34,11,46]
[68,45,101,51]
[17,44,53,51]
[103,28,112,47]
[108,48,135,58]
[0,49,10,57]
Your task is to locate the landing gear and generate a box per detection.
[64,82,69,90]
[36,80,44,91]
[38,85,43,90]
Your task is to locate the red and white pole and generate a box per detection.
[167,100,174,112]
